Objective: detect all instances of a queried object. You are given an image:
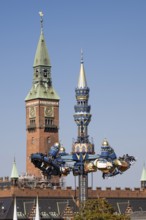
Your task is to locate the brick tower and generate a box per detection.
[25,13,60,176]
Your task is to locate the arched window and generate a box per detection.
[47,137,51,144]
[32,137,34,144]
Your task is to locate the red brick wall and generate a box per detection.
[1,186,146,199]
[25,100,59,177]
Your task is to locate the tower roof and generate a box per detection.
[10,159,19,179]
[25,86,59,101]
[140,164,146,181]
[33,13,51,67]
[78,51,87,88]
[25,12,59,101]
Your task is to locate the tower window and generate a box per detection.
[32,137,34,144]
[30,119,35,125]
[45,118,53,125]
[27,119,36,131]
[35,69,39,77]
[43,69,47,77]
[44,118,58,132]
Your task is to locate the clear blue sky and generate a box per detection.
[0,0,146,189]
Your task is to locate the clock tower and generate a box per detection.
[25,13,59,177]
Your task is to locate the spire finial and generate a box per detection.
[39,11,44,33]
[81,48,84,64]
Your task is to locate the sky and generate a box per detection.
[0,0,146,189]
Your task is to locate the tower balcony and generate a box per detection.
[44,124,58,132]
[27,124,36,131]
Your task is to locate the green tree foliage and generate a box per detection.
[74,198,130,220]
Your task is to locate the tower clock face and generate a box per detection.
[29,106,36,118]
[44,106,54,117]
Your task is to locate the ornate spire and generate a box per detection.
[74,52,91,142]
[77,50,87,88]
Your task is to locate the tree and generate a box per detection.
[74,198,130,220]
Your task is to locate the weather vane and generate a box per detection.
[39,11,44,32]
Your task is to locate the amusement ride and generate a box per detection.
[31,12,136,204]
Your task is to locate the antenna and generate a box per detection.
[81,48,84,63]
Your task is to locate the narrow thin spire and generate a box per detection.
[81,48,84,64]
[39,11,44,33]
[10,158,19,179]
[78,50,87,88]
[13,197,17,220]
[35,196,40,220]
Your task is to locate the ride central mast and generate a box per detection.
[72,51,94,203]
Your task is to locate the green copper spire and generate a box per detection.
[33,31,51,67]
[33,11,51,67]
[10,158,19,179]
[140,163,146,181]
[25,12,59,101]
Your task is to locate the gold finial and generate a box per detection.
[60,146,66,153]
[81,48,84,63]
[102,138,109,147]
[39,11,44,32]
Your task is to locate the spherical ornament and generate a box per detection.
[60,146,66,153]
[54,142,60,148]
[102,139,109,147]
